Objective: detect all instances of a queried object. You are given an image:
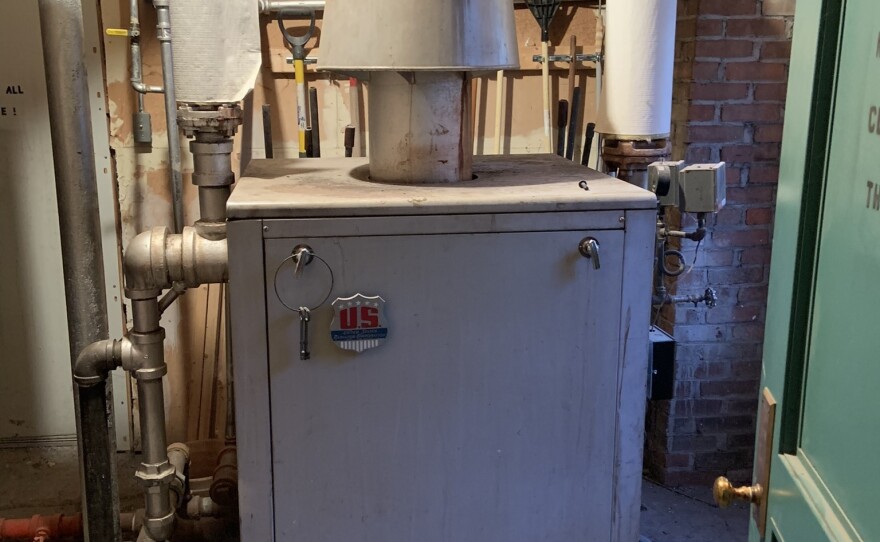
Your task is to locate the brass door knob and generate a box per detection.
[713,476,764,508]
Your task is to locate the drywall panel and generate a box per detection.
[0,1,128,447]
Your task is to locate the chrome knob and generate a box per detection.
[713,476,763,508]
[578,237,601,270]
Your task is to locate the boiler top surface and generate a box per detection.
[228,154,656,219]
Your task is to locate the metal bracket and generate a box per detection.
[532,53,603,64]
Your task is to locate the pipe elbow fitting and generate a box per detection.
[74,339,123,387]
[124,227,172,296]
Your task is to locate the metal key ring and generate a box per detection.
[273,248,334,313]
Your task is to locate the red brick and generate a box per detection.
[761,40,793,60]
[699,379,760,398]
[763,0,796,16]
[712,229,771,248]
[721,144,781,163]
[692,249,735,267]
[749,165,780,184]
[693,361,730,379]
[708,266,765,285]
[721,103,783,122]
[754,124,784,143]
[740,247,773,266]
[693,61,722,81]
[673,399,724,417]
[732,322,767,340]
[696,18,724,37]
[706,305,762,324]
[687,124,746,143]
[677,17,698,41]
[745,207,773,225]
[726,17,787,38]
[714,206,744,226]
[677,40,696,63]
[695,39,755,59]
[691,82,750,101]
[696,416,756,432]
[694,450,746,471]
[674,61,695,80]
[674,325,727,343]
[725,61,787,81]
[679,0,700,17]
[677,343,761,361]
[755,82,788,101]
[724,399,761,415]
[689,104,716,121]
[727,186,776,204]
[671,435,719,453]
[700,0,757,16]
[738,285,769,304]
[731,359,763,379]
[686,145,713,162]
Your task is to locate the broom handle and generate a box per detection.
[494,70,504,155]
[541,40,551,152]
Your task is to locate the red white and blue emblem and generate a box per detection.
[330,294,388,353]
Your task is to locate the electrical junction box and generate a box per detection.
[648,160,685,208]
[226,154,656,542]
[679,162,727,213]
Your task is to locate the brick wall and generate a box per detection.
[645,0,795,486]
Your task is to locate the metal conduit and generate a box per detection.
[37,1,121,540]
[154,0,184,234]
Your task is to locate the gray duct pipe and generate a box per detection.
[37,1,122,541]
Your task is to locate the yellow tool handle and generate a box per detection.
[105,28,130,37]
[294,58,308,158]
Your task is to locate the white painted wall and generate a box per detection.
[0,1,128,448]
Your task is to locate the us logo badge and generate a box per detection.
[330,294,388,353]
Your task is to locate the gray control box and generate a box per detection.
[679,162,726,213]
[648,160,685,208]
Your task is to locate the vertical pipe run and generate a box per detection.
[154,0,184,233]
[37,1,121,540]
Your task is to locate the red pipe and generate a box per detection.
[0,514,82,541]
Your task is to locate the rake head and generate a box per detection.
[526,0,562,42]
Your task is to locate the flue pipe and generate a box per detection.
[37,1,122,540]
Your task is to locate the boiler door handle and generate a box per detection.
[578,237,601,270]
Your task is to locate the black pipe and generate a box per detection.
[556,100,568,157]
[37,1,121,540]
[262,104,274,159]
[344,125,356,157]
[565,86,581,161]
[309,87,321,158]
[581,122,596,167]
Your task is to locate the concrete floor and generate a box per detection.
[0,447,749,541]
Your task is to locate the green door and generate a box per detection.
[750,0,880,540]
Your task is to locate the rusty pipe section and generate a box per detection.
[0,514,83,541]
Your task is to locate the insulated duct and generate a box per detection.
[168,0,262,104]
[595,0,676,139]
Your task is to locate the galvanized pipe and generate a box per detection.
[130,0,162,95]
[37,1,121,540]
[128,299,175,541]
[154,0,184,234]
[258,0,325,13]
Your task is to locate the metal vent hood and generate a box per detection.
[317,0,520,183]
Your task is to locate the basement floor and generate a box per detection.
[0,447,749,541]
